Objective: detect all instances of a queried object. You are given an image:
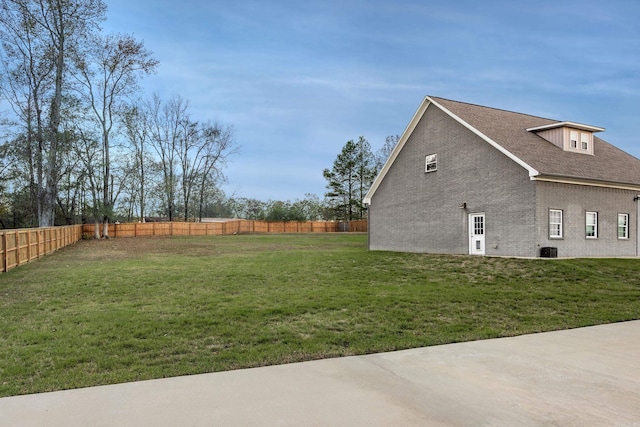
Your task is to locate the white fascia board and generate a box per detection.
[526,121,605,133]
[363,96,432,205]
[426,97,540,178]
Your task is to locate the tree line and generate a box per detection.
[0,0,236,237]
[0,1,399,232]
[219,135,398,222]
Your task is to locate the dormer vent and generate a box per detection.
[527,121,604,155]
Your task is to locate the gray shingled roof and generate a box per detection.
[429,96,640,187]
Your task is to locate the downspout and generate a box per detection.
[363,201,371,251]
[635,195,640,257]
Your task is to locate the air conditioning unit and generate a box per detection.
[540,247,558,258]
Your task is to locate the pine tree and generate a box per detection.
[323,136,376,220]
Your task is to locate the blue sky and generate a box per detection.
[103,0,640,201]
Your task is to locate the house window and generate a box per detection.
[581,133,589,150]
[570,131,578,149]
[425,154,437,173]
[618,214,629,239]
[473,215,484,236]
[549,209,563,238]
[586,211,598,238]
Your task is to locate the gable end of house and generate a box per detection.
[364,96,539,205]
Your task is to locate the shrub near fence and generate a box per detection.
[82,219,368,239]
[0,225,83,273]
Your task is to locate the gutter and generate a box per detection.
[532,175,640,193]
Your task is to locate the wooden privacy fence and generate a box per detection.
[0,220,366,273]
[0,225,83,273]
[82,219,368,238]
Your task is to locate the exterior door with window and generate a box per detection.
[469,213,485,255]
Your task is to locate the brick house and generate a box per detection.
[364,96,640,257]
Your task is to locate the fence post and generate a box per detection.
[14,231,20,266]
[26,229,31,261]
[2,232,7,272]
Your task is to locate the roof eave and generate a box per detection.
[364,96,433,205]
[532,174,640,191]
[427,97,540,178]
[527,121,605,133]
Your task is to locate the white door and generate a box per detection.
[469,213,485,255]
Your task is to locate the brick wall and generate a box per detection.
[535,181,637,257]
[369,104,537,256]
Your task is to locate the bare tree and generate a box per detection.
[176,120,236,221]
[122,104,151,222]
[0,0,106,227]
[375,134,399,172]
[0,0,55,226]
[72,126,102,238]
[195,122,236,221]
[148,94,188,221]
[176,117,199,220]
[73,33,157,237]
[55,145,83,225]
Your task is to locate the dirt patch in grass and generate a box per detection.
[81,237,179,259]
[68,234,363,260]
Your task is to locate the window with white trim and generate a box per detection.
[570,131,578,149]
[586,211,598,238]
[425,154,437,173]
[549,209,563,238]
[580,132,589,150]
[567,129,593,154]
[618,213,629,239]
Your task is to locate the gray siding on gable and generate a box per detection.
[369,104,537,256]
[536,127,565,149]
[534,181,638,257]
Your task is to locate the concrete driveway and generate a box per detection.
[1,321,639,426]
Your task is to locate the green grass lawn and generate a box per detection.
[1,233,639,397]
